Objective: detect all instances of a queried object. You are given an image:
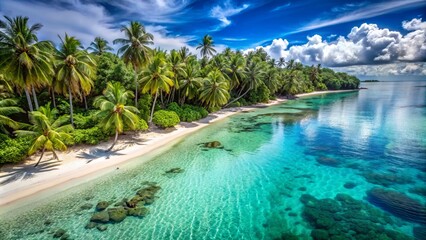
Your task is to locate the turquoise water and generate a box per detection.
[1,81,425,239]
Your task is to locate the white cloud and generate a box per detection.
[402,18,426,30]
[245,18,426,71]
[210,0,249,29]
[271,3,291,12]
[332,62,426,78]
[294,0,426,34]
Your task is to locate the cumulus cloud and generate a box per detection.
[210,0,249,29]
[332,62,426,78]
[0,0,198,53]
[245,18,426,71]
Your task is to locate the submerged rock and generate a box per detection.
[203,141,222,148]
[300,193,411,239]
[85,222,97,229]
[366,187,426,224]
[97,224,107,232]
[53,229,66,238]
[165,168,184,174]
[409,187,426,197]
[316,156,341,167]
[127,207,149,217]
[343,182,357,189]
[108,207,128,223]
[362,171,413,187]
[96,201,110,211]
[80,203,93,210]
[90,211,110,223]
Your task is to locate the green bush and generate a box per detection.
[167,103,208,122]
[137,94,152,122]
[135,119,149,131]
[248,83,270,103]
[0,135,32,164]
[153,110,180,128]
[73,113,98,129]
[71,126,111,145]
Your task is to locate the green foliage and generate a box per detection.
[247,83,270,103]
[152,110,180,128]
[135,119,149,131]
[0,134,32,164]
[71,126,111,145]
[167,102,208,122]
[73,113,98,129]
[137,94,152,122]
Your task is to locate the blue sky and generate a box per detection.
[0,0,425,79]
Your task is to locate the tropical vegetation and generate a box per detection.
[0,15,360,166]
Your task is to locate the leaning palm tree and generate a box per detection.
[94,82,140,151]
[113,21,154,106]
[15,103,73,167]
[55,33,96,125]
[196,35,216,58]
[140,54,174,123]
[199,69,230,108]
[87,37,113,55]
[0,16,54,111]
[0,98,24,134]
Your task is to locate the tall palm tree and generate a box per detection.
[196,35,216,58]
[264,67,279,94]
[0,98,24,134]
[167,49,185,104]
[199,69,230,108]
[113,21,154,106]
[55,34,96,125]
[179,60,202,105]
[277,57,286,68]
[87,37,113,55]
[94,82,140,151]
[226,53,246,90]
[15,103,73,167]
[0,16,54,111]
[140,54,174,123]
[178,46,191,63]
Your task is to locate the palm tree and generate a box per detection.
[55,34,96,125]
[0,16,54,111]
[87,37,113,55]
[199,69,230,108]
[167,49,185,104]
[277,57,286,68]
[0,98,24,134]
[196,35,216,58]
[226,53,246,90]
[178,46,191,63]
[94,82,140,151]
[140,54,174,123]
[264,67,279,94]
[113,21,154,106]
[15,103,73,167]
[179,60,202,105]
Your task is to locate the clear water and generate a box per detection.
[1,81,425,239]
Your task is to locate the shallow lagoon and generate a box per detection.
[0,81,425,239]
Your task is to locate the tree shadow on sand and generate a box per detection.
[77,148,125,163]
[0,160,60,185]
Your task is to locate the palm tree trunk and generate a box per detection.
[107,130,119,152]
[224,87,251,108]
[52,149,60,161]
[134,65,138,107]
[51,88,56,108]
[68,85,74,126]
[83,94,88,110]
[34,147,46,167]
[24,88,34,112]
[149,91,158,123]
[31,86,39,110]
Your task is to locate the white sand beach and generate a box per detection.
[0,90,358,213]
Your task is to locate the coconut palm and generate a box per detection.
[166,49,185,104]
[94,82,140,151]
[87,37,113,55]
[15,103,73,167]
[179,60,202,105]
[196,35,216,58]
[277,57,286,68]
[0,98,24,134]
[55,33,96,125]
[140,54,174,123]
[113,21,154,106]
[0,16,54,111]
[178,46,191,63]
[199,69,230,108]
[226,53,246,90]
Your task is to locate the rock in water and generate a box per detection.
[97,224,107,232]
[96,201,110,211]
[203,141,222,148]
[343,182,357,189]
[165,168,184,174]
[53,229,66,238]
[316,156,340,167]
[108,207,128,223]
[367,187,426,224]
[90,211,110,223]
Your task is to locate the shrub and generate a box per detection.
[248,83,270,103]
[152,110,180,128]
[0,135,32,164]
[73,113,98,129]
[135,119,149,131]
[71,126,111,145]
[137,94,152,122]
[167,103,209,122]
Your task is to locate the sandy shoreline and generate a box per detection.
[0,89,358,213]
